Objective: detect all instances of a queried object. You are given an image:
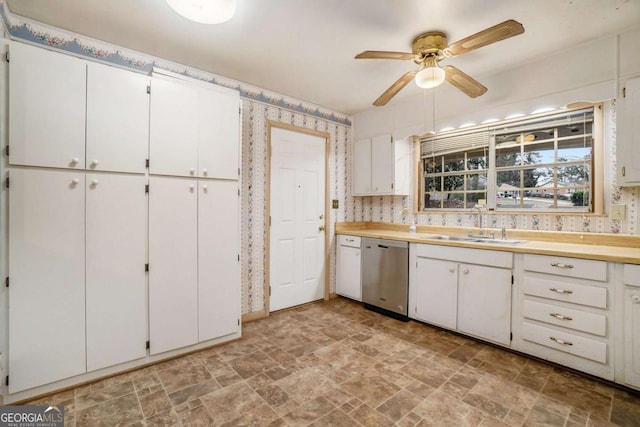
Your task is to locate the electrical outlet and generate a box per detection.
[610,204,626,220]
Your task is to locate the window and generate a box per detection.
[420,107,597,212]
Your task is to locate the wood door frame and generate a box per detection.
[265,122,330,316]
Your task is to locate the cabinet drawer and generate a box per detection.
[522,321,607,364]
[624,264,640,287]
[523,254,607,281]
[522,299,606,336]
[523,276,607,309]
[338,235,361,248]
[415,244,512,268]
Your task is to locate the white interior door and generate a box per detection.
[270,127,325,312]
[86,173,147,371]
[9,168,86,393]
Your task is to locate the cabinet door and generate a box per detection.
[410,257,457,329]
[336,245,361,301]
[458,264,512,346]
[9,43,86,169]
[149,176,198,354]
[353,138,371,195]
[86,173,147,371]
[87,63,150,173]
[618,77,640,185]
[625,286,640,387]
[198,180,241,342]
[149,76,199,177]
[9,169,85,393]
[198,87,240,179]
[371,134,393,194]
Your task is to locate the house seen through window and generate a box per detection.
[420,107,596,212]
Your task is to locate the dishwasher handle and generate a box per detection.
[378,244,389,249]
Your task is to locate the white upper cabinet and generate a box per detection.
[86,173,147,372]
[352,134,411,196]
[86,63,150,173]
[198,180,241,342]
[149,72,240,179]
[617,77,640,186]
[198,86,240,179]
[9,168,86,393]
[9,42,86,169]
[149,75,199,177]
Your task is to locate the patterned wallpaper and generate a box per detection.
[347,100,639,236]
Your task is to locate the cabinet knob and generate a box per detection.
[189,184,195,190]
[632,295,640,304]
[91,179,99,186]
[90,159,99,168]
[449,267,455,273]
[202,168,208,176]
[71,178,80,185]
[190,168,195,175]
[70,157,79,166]
[462,268,469,274]
[202,184,208,191]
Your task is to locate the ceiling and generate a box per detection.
[6,0,640,115]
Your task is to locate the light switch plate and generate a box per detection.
[610,204,626,220]
[332,199,339,209]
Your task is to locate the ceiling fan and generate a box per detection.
[355,19,525,106]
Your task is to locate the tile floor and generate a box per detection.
[25,297,640,426]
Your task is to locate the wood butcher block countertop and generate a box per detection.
[336,222,640,265]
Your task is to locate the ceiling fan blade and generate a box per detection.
[373,70,418,106]
[355,50,415,60]
[443,19,524,57]
[442,65,487,98]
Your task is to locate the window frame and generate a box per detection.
[417,105,603,214]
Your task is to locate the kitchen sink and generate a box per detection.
[423,235,527,245]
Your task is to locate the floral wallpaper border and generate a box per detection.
[0,0,351,127]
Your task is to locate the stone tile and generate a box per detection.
[75,381,135,411]
[540,372,612,419]
[375,388,423,423]
[220,403,279,426]
[523,405,567,426]
[610,393,640,427]
[309,408,357,427]
[440,380,471,400]
[351,403,394,426]
[167,379,221,406]
[138,389,172,419]
[230,350,279,379]
[157,363,212,393]
[144,409,181,426]
[215,370,244,387]
[514,360,554,392]
[275,368,331,404]
[412,389,486,426]
[199,381,264,425]
[76,392,143,427]
[281,396,336,426]
[463,392,510,420]
[255,383,290,407]
[178,406,214,427]
[405,380,436,399]
[402,354,457,388]
[469,373,538,415]
[397,411,422,427]
[340,373,401,407]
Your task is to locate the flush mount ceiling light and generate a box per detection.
[166,0,236,24]
[414,56,445,89]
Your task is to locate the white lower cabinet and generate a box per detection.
[336,235,362,301]
[198,180,241,342]
[623,264,640,388]
[86,173,147,371]
[8,169,86,393]
[148,176,199,355]
[515,254,613,379]
[149,176,241,354]
[409,244,512,346]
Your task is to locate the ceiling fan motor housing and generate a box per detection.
[412,31,447,62]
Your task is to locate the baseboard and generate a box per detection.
[242,310,267,323]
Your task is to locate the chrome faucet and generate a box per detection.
[471,206,484,237]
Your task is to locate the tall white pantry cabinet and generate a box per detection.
[5,42,241,397]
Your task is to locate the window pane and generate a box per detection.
[523,140,554,165]
[443,175,464,191]
[497,170,521,188]
[523,167,552,189]
[443,153,465,172]
[424,193,441,209]
[425,176,441,192]
[495,144,520,167]
[557,163,590,187]
[442,193,465,209]
[467,149,488,170]
[466,192,486,209]
[424,157,441,174]
[558,137,591,163]
[466,174,487,191]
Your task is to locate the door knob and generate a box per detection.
[318,225,325,231]
[319,214,324,220]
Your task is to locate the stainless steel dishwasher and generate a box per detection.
[362,237,409,321]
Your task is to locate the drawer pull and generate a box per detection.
[346,238,354,242]
[549,312,573,321]
[549,287,573,294]
[550,336,573,346]
[550,262,574,269]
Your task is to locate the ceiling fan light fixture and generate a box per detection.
[166,0,236,24]
[415,58,445,89]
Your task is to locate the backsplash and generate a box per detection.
[345,100,639,235]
